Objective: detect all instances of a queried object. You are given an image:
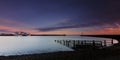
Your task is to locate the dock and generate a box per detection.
[55,40,114,50]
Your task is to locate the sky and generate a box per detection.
[0,0,120,35]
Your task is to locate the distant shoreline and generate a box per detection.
[0,34,120,41]
[81,35,120,41]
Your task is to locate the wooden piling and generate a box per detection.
[93,40,95,46]
[54,39,111,49]
[111,39,114,44]
[104,40,107,46]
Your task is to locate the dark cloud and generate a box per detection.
[37,14,120,31]
[38,19,118,31]
[36,0,120,32]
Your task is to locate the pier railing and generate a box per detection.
[55,40,114,50]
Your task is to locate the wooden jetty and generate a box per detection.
[55,40,114,50]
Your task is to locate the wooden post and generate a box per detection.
[73,40,76,48]
[100,41,103,48]
[81,41,83,45]
[67,40,70,47]
[62,40,65,45]
[55,40,56,42]
[111,39,114,45]
[93,40,95,46]
[84,40,86,45]
[66,40,68,47]
[70,40,72,47]
[104,40,107,46]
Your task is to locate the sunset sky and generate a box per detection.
[0,0,120,35]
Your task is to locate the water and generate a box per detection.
[0,36,118,56]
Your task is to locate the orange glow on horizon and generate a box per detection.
[0,25,120,35]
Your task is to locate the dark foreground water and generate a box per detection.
[0,36,118,56]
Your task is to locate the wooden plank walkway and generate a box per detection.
[55,40,114,50]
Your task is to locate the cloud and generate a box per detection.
[36,16,120,32]
[0,25,38,34]
[0,18,36,33]
[0,18,28,27]
[36,0,120,32]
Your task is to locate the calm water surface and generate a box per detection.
[0,36,118,56]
